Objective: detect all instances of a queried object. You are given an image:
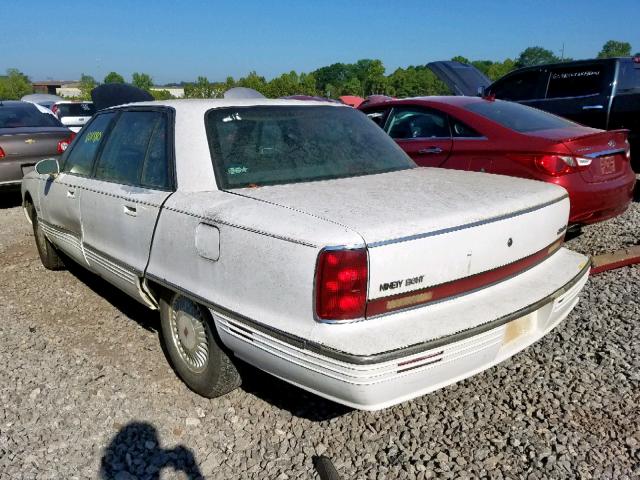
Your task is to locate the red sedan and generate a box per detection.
[360,96,636,225]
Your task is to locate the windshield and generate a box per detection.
[0,104,63,128]
[57,103,95,117]
[205,105,415,189]
[465,100,579,132]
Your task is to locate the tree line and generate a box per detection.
[0,40,635,101]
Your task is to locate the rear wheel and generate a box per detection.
[160,292,241,397]
[29,203,65,270]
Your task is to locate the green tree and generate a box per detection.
[150,89,174,100]
[103,71,125,84]
[516,47,559,67]
[597,40,632,58]
[237,71,268,96]
[183,76,217,98]
[451,55,470,64]
[0,68,32,99]
[78,74,97,100]
[132,72,153,91]
[486,58,517,81]
[471,60,494,76]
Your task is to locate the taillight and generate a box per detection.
[315,248,368,321]
[51,104,59,115]
[57,133,76,153]
[0,146,4,159]
[508,153,591,176]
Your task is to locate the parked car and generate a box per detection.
[427,57,640,172]
[21,93,63,110]
[22,98,589,410]
[0,101,74,189]
[51,101,96,132]
[360,96,636,225]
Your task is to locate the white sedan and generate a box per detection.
[21,99,589,410]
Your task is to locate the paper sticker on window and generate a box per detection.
[228,166,248,175]
[85,131,103,143]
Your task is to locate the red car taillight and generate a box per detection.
[509,154,591,177]
[57,132,76,154]
[315,248,368,321]
[0,146,5,159]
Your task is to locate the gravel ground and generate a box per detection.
[0,191,638,480]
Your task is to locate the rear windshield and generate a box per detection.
[465,100,578,133]
[57,103,95,117]
[205,105,415,189]
[0,104,63,128]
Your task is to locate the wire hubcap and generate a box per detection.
[170,296,209,373]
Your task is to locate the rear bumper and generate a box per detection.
[564,170,636,224]
[0,155,57,187]
[213,249,590,410]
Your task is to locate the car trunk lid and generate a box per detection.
[234,168,570,315]
[426,61,491,96]
[560,129,630,183]
[0,127,71,158]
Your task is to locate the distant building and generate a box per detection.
[32,80,81,98]
[151,87,185,98]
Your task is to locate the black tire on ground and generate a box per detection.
[29,203,65,270]
[159,291,241,398]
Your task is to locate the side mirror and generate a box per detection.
[35,158,60,177]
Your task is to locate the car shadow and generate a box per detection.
[64,258,352,420]
[99,421,204,479]
[0,190,22,209]
[237,362,352,421]
[64,258,158,332]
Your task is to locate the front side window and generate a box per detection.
[206,106,414,189]
[94,111,166,187]
[364,108,391,128]
[491,70,543,101]
[465,100,579,133]
[385,107,450,139]
[546,64,604,99]
[62,112,115,176]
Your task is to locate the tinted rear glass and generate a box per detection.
[465,100,579,133]
[491,70,542,101]
[618,61,640,92]
[58,103,95,117]
[0,104,63,128]
[546,65,604,98]
[205,105,415,189]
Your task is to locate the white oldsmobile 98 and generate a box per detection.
[21,99,590,410]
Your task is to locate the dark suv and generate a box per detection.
[428,58,640,171]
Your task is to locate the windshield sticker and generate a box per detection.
[85,131,103,143]
[227,166,248,175]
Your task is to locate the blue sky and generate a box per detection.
[2,0,639,84]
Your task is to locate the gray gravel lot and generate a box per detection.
[0,191,638,480]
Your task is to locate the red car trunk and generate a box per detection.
[560,130,629,183]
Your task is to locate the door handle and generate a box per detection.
[66,189,75,199]
[582,105,604,110]
[123,204,137,217]
[418,147,443,155]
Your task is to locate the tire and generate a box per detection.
[30,204,65,270]
[160,292,241,398]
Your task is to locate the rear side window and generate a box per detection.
[450,117,483,138]
[465,100,578,133]
[94,111,168,188]
[546,65,604,98]
[617,61,640,92]
[62,113,115,176]
[491,70,542,101]
[57,103,96,117]
[385,107,450,139]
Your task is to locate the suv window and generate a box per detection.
[56,103,96,118]
[386,107,450,139]
[617,61,640,92]
[546,64,604,98]
[62,113,115,176]
[205,106,414,189]
[95,111,167,187]
[492,70,542,101]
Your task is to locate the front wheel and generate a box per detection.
[30,204,65,270]
[160,292,241,398]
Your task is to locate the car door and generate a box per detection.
[80,108,174,302]
[538,62,613,129]
[384,106,452,167]
[38,112,116,265]
[447,115,491,172]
